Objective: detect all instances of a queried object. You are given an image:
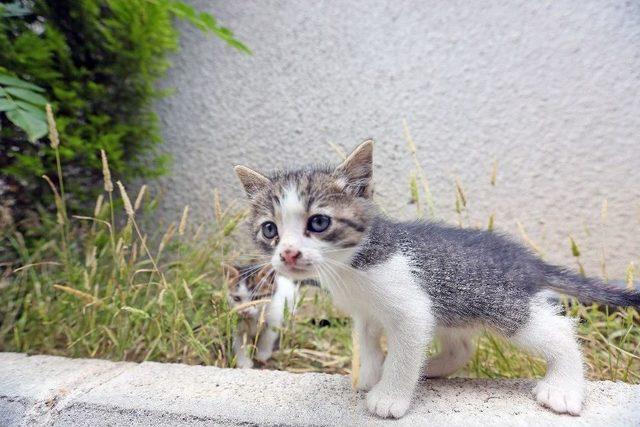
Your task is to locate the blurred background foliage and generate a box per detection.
[0,0,247,231]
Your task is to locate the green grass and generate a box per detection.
[0,113,638,383]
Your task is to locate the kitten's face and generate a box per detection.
[223,264,275,319]
[234,140,376,280]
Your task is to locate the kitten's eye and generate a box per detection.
[232,296,241,302]
[261,221,278,239]
[307,214,331,233]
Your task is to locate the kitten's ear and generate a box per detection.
[234,165,271,195]
[336,139,374,198]
[221,263,240,287]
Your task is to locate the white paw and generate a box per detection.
[255,350,272,363]
[356,367,382,391]
[533,381,583,416]
[236,358,254,369]
[366,385,411,419]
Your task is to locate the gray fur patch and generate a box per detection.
[353,218,551,335]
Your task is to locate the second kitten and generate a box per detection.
[223,263,297,369]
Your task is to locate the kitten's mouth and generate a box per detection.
[278,264,314,279]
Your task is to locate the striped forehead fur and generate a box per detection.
[246,163,377,251]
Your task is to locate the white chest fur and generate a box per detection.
[321,253,432,326]
[318,253,435,418]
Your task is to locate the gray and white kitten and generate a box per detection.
[234,140,640,418]
[224,263,297,369]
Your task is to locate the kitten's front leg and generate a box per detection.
[353,316,384,391]
[366,304,434,418]
[255,325,279,363]
[233,332,253,369]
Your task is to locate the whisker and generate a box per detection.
[248,268,276,300]
[318,262,348,297]
[230,262,271,285]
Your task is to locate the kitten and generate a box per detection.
[233,140,640,418]
[223,263,297,369]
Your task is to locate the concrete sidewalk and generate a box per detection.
[0,352,638,426]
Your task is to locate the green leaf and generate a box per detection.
[211,27,251,54]
[169,2,196,20]
[14,100,46,119]
[0,98,17,112]
[569,236,581,257]
[0,2,32,18]
[6,109,48,142]
[226,39,251,54]
[199,12,217,30]
[217,27,233,37]
[0,73,45,92]
[169,3,210,31]
[4,87,48,106]
[167,3,250,54]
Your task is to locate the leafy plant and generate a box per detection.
[164,1,250,53]
[0,73,49,142]
[0,0,248,226]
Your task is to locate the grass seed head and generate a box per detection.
[101,150,113,193]
[627,262,636,290]
[179,205,190,236]
[46,104,59,149]
[213,189,223,223]
[116,181,134,216]
[134,185,147,212]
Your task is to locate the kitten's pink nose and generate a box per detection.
[280,249,301,266]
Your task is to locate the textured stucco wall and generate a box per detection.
[155,0,640,280]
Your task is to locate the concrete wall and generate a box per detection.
[155,0,640,280]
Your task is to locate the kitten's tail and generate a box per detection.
[544,265,640,308]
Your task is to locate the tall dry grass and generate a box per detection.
[0,111,637,381]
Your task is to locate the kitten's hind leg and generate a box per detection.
[511,296,584,415]
[423,328,475,378]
